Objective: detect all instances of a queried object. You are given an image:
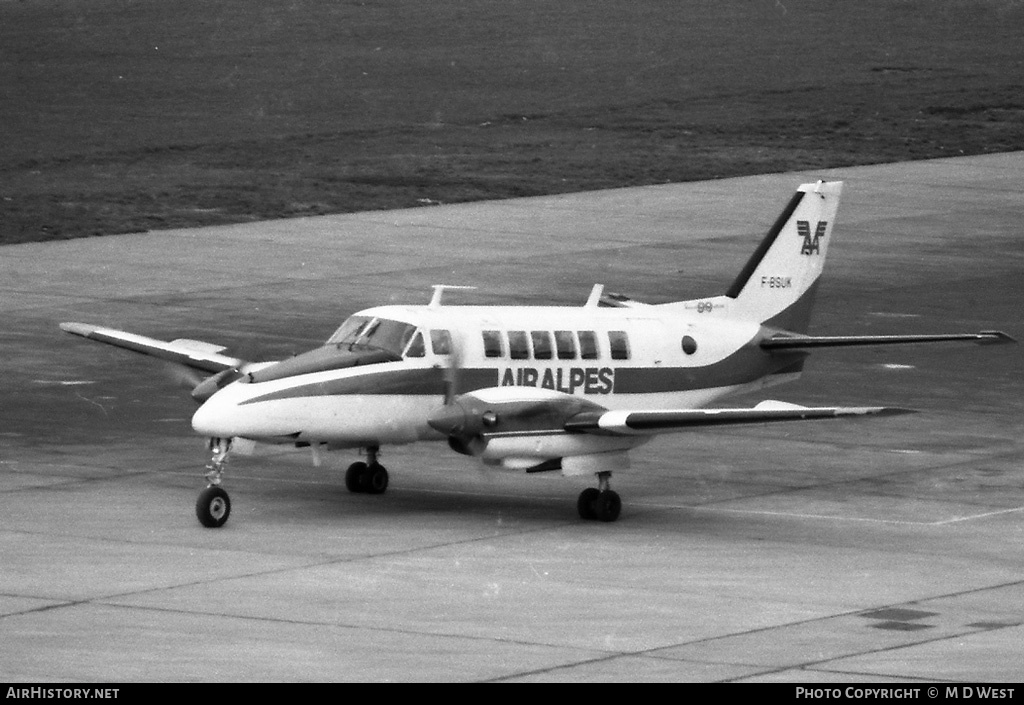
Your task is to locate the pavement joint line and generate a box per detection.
[0,506,573,560]
[930,505,1024,525]
[805,665,959,683]
[0,526,614,660]
[686,445,1024,511]
[0,592,611,659]
[90,600,613,661]
[489,579,1024,682]
[636,502,1024,527]
[719,619,1024,684]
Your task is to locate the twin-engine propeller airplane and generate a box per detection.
[61,181,1014,527]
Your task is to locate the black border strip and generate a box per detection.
[724,190,805,299]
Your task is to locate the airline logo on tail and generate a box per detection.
[798,220,828,255]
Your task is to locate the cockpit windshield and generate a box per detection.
[327,316,419,357]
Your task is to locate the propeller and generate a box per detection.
[429,329,492,455]
[428,394,496,456]
[161,361,206,392]
[442,328,463,406]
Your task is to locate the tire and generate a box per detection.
[196,485,231,528]
[577,488,601,520]
[345,462,368,493]
[366,464,389,495]
[593,490,621,523]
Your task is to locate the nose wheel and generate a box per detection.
[196,485,231,528]
[197,438,232,528]
[577,472,621,522]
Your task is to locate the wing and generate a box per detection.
[761,330,1015,350]
[60,322,249,374]
[430,388,912,445]
[562,400,913,436]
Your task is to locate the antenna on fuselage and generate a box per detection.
[429,284,477,308]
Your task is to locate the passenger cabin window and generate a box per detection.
[508,331,529,360]
[430,329,452,355]
[531,331,553,360]
[609,331,630,360]
[404,331,425,358]
[482,330,503,358]
[554,330,577,360]
[578,330,599,360]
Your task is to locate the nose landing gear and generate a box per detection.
[196,438,232,528]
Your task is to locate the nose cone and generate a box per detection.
[191,390,240,438]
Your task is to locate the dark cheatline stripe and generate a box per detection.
[240,367,499,404]
[240,339,806,404]
[613,345,805,394]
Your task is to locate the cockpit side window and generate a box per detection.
[430,329,452,355]
[326,316,418,356]
[367,320,406,353]
[327,315,373,345]
[404,331,426,358]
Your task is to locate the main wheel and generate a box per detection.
[365,464,389,494]
[593,490,621,523]
[345,462,368,493]
[577,488,601,520]
[196,485,231,528]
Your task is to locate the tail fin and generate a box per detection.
[720,180,843,332]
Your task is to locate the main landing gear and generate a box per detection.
[196,437,232,528]
[577,471,621,522]
[344,446,389,495]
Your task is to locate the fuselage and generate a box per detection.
[190,303,806,447]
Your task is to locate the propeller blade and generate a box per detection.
[442,330,464,405]
[161,361,206,391]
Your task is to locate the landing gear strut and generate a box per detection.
[196,438,232,528]
[577,471,621,522]
[345,446,389,495]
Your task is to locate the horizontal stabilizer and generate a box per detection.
[60,322,247,374]
[564,401,913,436]
[761,330,1016,350]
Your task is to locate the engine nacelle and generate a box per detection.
[427,386,641,465]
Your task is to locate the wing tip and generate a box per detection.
[60,322,96,337]
[872,406,917,418]
[978,330,1017,345]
